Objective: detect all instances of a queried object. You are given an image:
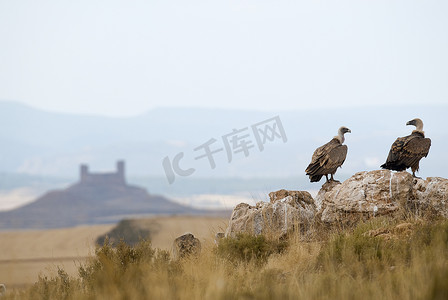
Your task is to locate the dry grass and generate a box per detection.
[0,216,228,287]
[0,224,114,287]
[2,216,447,300]
[141,216,228,250]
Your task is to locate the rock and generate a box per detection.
[172,233,201,259]
[318,170,448,225]
[225,170,448,236]
[268,189,314,205]
[314,181,341,212]
[320,170,414,225]
[225,190,316,238]
[412,177,448,218]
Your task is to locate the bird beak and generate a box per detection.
[347,129,351,133]
[406,120,412,126]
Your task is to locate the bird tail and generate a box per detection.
[380,162,407,171]
[309,174,323,182]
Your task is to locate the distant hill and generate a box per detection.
[0,161,230,229]
[0,101,447,180]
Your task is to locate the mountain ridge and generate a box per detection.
[0,100,446,179]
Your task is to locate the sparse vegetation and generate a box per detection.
[216,233,288,266]
[4,217,448,300]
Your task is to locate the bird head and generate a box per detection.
[406,118,423,131]
[339,126,351,135]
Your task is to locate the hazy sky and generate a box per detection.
[0,1,447,116]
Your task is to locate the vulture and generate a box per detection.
[380,118,431,177]
[305,126,351,183]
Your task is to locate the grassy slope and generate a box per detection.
[3,216,448,300]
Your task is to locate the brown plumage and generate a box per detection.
[380,118,431,177]
[305,126,351,183]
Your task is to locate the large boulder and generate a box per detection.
[318,170,448,225]
[320,170,414,224]
[225,189,316,238]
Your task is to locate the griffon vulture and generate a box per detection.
[380,118,431,177]
[305,126,351,183]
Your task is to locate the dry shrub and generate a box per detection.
[216,233,288,266]
[96,219,152,246]
[4,219,448,300]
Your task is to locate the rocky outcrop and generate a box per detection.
[225,189,316,238]
[320,170,414,224]
[318,170,448,225]
[412,177,448,218]
[172,233,201,259]
[225,170,448,237]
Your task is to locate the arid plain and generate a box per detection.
[0,216,228,287]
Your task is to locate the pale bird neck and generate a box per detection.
[412,120,424,134]
[335,131,344,144]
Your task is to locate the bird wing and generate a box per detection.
[385,134,431,165]
[323,144,348,171]
[310,139,338,163]
[384,135,411,164]
[306,139,346,175]
[396,137,431,167]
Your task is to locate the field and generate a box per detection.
[0,216,228,288]
[1,216,448,299]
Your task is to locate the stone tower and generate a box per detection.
[79,160,126,185]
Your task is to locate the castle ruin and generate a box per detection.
[80,160,126,185]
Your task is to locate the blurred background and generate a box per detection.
[0,0,447,214]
